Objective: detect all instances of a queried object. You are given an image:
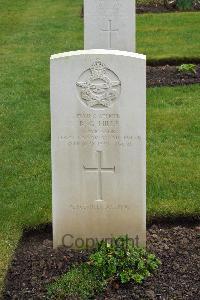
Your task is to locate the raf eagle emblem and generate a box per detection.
[76,60,121,108]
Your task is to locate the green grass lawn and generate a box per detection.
[138,12,200,61]
[147,85,200,219]
[0,0,200,295]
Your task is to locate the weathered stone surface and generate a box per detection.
[51,49,146,248]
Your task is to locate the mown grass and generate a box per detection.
[137,12,200,61]
[147,85,200,218]
[0,0,200,294]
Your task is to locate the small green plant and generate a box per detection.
[177,0,193,10]
[177,64,197,74]
[90,236,161,284]
[47,236,161,299]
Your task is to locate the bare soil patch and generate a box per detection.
[147,64,200,87]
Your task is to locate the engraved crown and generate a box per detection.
[90,60,106,73]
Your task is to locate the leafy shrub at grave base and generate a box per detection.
[47,236,161,300]
[177,64,197,75]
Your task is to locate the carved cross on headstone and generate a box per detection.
[101,20,119,49]
[83,151,115,201]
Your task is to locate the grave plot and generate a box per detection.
[0,0,200,299]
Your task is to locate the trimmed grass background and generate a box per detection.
[147,85,200,218]
[0,0,200,294]
[138,12,200,61]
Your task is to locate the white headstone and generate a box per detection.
[51,49,146,248]
[84,0,135,52]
